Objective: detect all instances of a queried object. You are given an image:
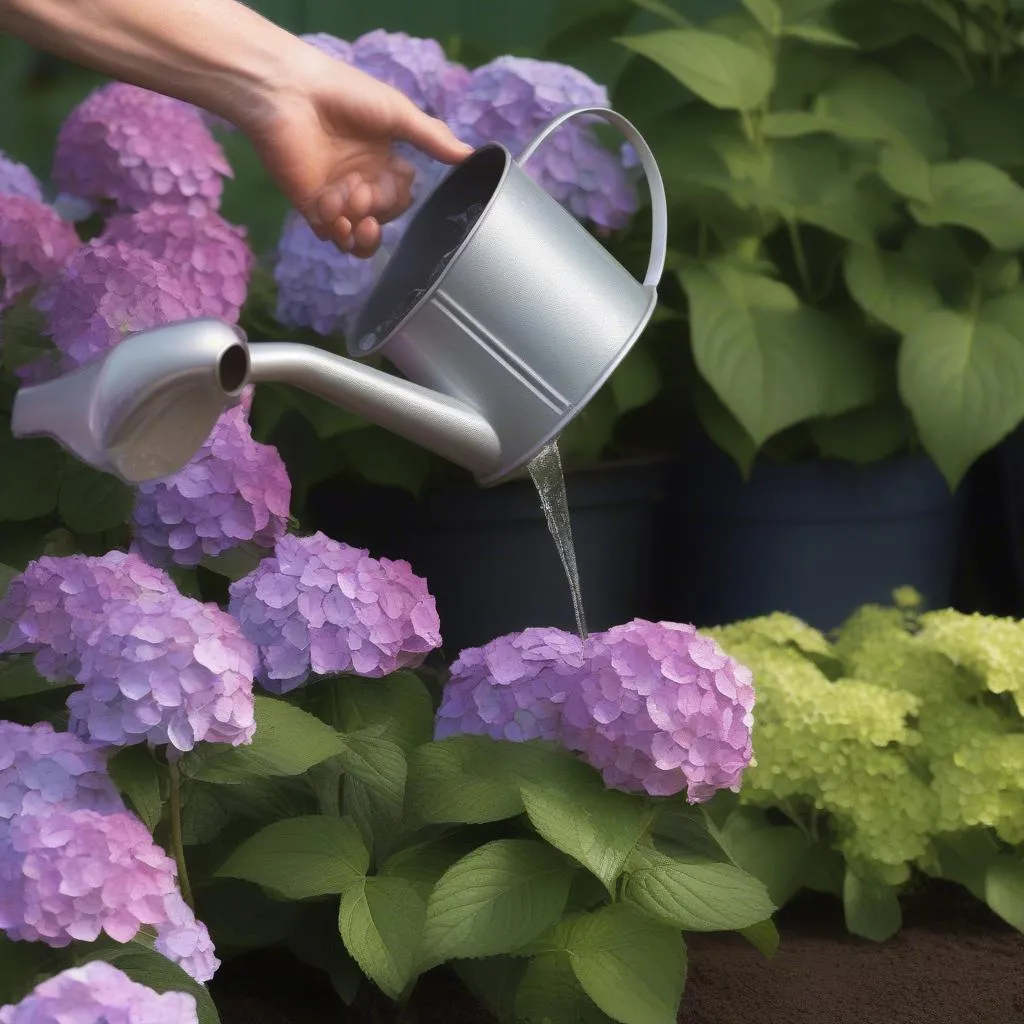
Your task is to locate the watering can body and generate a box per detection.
[11,107,667,486]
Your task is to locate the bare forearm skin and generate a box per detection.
[0,0,307,131]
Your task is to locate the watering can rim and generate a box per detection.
[347,104,669,361]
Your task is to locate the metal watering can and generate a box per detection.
[11,107,668,486]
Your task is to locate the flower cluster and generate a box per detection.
[101,204,253,324]
[229,531,442,692]
[0,195,80,308]
[52,83,231,213]
[0,150,43,202]
[0,961,198,1024]
[350,30,454,116]
[437,619,756,802]
[132,401,291,568]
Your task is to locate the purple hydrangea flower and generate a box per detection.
[301,31,354,62]
[0,195,80,308]
[66,590,257,751]
[0,151,43,202]
[560,620,755,801]
[101,204,253,323]
[53,83,232,214]
[33,239,211,370]
[0,808,218,981]
[0,961,198,1024]
[0,552,176,681]
[350,30,454,116]
[228,531,442,692]
[446,57,637,229]
[131,401,291,568]
[154,891,220,984]
[0,723,124,837]
[436,628,586,742]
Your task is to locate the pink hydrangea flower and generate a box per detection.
[101,204,253,323]
[228,531,442,692]
[52,83,231,213]
[0,961,198,1024]
[0,195,80,308]
[131,402,291,568]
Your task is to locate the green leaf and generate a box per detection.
[422,839,573,966]
[0,563,17,595]
[932,831,1001,901]
[0,935,62,1005]
[615,30,773,110]
[345,774,404,863]
[977,253,1021,296]
[57,462,133,534]
[898,302,1024,488]
[843,246,943,335]
[180,695,347,783]
[910,160,1024,250]
[626,0,691,29]
[0,439,63,522]
[842,870,901,942]
[567,905,687,1024]
[216,815,369,899]
[339,876,426,999]
[0,657,56,702]
[106,746,165,832]
[338,729,407,804]
[199,544,264,582]
[519,765,651,891]
[336,428,435,495]
[380,837,476,896]
[197,880,305,950]
[85,941,220,1024]
[781,22,855,46]
[691,380,758,477]
[739,918,780,957]
[984,854,1024,932]
[609,345,661,416]
[808,402,909,464]
[681,261,879,445]
[718,810,812,908]
[455,957,529,1024]
[878,141,933,205]
[623,841,775,931]
[516,953,613,1024]
[742,0,782,35]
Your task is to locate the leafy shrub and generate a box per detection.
[709,592,1024,941]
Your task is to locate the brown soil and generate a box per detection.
[212,884,1023,1024]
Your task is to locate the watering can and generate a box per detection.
[11,107,668,486]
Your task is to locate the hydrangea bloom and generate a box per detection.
[0,195,80,308]
[66,590,257,751]
[228,531,442,692]
[0,551,176,681]
[301,31,354,62]
[0,808,218,981]
[436,628,585,742]
[34,240,209,370]
[0,961,198,1024]
[131,401,291,568]
[351,30,453,115]
[561,620,755,801]
[155,891,220,984]
[446,57,637,229]
[101,204,253,323]
[52,83,231,213]
[0,151,43,202]
[0,723,124,841]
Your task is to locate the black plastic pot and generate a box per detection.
[656,448,964,631]
[309,460,668,658]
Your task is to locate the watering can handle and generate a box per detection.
[516,106,668,291]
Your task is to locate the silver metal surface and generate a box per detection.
[10,106,668,487]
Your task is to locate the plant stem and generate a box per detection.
[167,762,194,911]
[787,219,812,298]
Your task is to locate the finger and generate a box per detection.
[397,107,473,165]
[313,185,350,231]
[350,217,382,259]
[323,215,354,252]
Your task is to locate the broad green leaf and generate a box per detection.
[946,87,1024,170]
[843,246,942,335]
[0,439,62,522]
[808,402,909,464]
[380,836,476,896]
[199,544,263,582]
[337,729,407,804]
[626,0,691,28]
[718,811,811,908]
[422,839,573,966]
[615,30,773,110]
[516,953,613,1024]
[609,345,661,415]
[878,141,932,205]
[984,854,1024,932]
[0,657,56,702]
[759,111,880,141]
[623,842,775,931]
[898,304,1024,487]
[216,815,369,899]
[742,0,782,35]
[455,958,529,1024]
[692,379,758,476]
[910,160,1024,250]
[286,903,363,1005]
[567,905,687,1024]
[842,870,901,942]
[58,462,133,534]
[345,774,404,863]
[0,935,62,1005]
[85,941,220,1024]
[782,22,855,46]
[339,876,426,999]
[107,746,165,832]
[180,696,347,783]
[977,253,1021,296]
[739,918,780,957]
[336,428,434,496]
[519,765,651,891]
[681,262,878,445]
[932,831,1001,901]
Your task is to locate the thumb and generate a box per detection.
[398,106,473,165]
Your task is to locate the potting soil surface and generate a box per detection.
[212,883,1023,1024]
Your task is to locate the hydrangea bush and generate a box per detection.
[708,592,1024,942]
[0,28,766,1024]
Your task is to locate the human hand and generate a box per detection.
[241,50,472,258]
